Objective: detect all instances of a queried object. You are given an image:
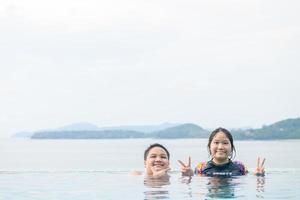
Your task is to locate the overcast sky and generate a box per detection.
[0,0,299,137]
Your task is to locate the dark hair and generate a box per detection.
[207,127,236,159]
[144,143,170,161]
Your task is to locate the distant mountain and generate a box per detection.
[152,123,210,138]
[30,123,205,139]
[17,117,300,140]
[99,123,179,133]
[31,130,145,139]
[12,122,100,138]
[232,118,300,140]
[12,131,34,138]
[13,122,178,138]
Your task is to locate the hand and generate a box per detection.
[178,156,194,176]
[130,170,142,176]
[151,166,171,178]
[254,157,266,176]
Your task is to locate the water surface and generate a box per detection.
[0,139,299,199]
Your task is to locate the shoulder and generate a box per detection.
[130,170,143,176]
[232,161,248,174]
[232,160,246,168]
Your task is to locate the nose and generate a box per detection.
[217,143,224,149]
[155,156,162,161]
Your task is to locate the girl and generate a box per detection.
[178,127,265,176]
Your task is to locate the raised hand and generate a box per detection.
[151,166,171,178]
[178,156,194,176]
[254,157,266,176]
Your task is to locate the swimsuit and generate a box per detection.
[195,160,247,176]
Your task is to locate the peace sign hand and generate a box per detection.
[254,157,266,176]
[178,156,194,176]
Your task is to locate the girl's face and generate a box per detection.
[209,132,232,164]
[144,147,169,175]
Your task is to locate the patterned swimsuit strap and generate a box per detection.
[196,161,207,174]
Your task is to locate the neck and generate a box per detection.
[212,158,230,165]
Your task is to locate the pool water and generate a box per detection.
[0,169,299,200]
[0,139,299,199]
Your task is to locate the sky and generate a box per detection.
[0,0,299,138]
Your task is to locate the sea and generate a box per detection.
[0,138,299,199]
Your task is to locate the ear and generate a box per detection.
[144,161,146,166]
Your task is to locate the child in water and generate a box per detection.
[178,127,266,176]
[131,143,171,177]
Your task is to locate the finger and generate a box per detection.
[188,156,191,167]
[159,167,171,174]
[181,166,190,172]
[178,160,187,168]
[257,157,260,168]
[260,158,266,168]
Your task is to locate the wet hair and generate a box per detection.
[144,143,170,161]
[207,127,236,159]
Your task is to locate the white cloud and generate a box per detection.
[0,0,299,137]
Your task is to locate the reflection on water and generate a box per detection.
[0,139,298,199]
[144,175,170,200]
[256,176,265,199]
[206,176,236,199]
[179,176,193,198]
[179,176,192,185]
[0,170,297,200]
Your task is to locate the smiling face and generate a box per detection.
[209,132,232,165]
[144,147,169,175]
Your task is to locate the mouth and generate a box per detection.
[153,163,165,167]
[216,151,227,155]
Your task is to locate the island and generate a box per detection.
[27,118,300,140]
